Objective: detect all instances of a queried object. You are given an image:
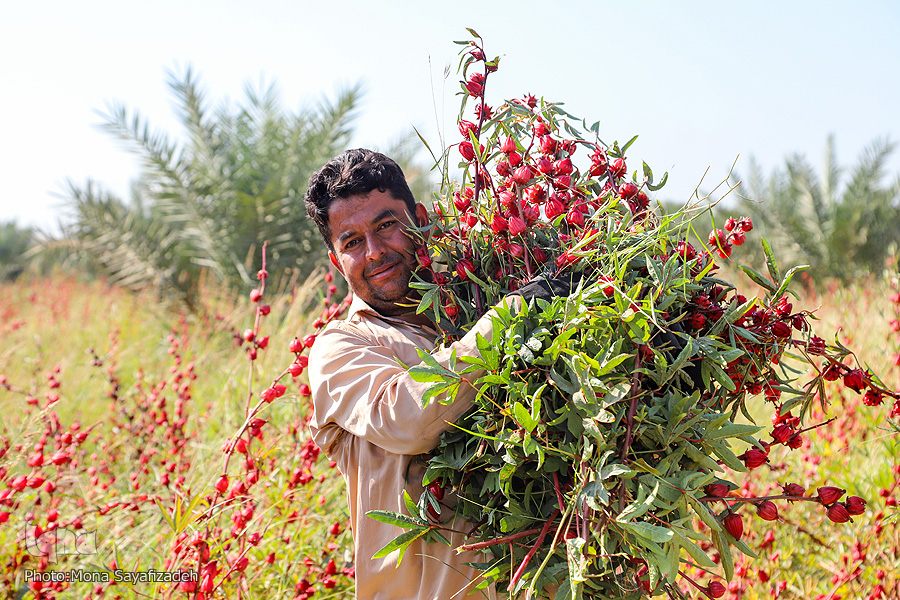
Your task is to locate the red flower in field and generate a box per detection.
[826,503,851,523]
[215,476,229,494]
[782,482,805,498]
[771,321,792,338]
[553,157,574,176]
[501,136,516,154]
[619,182,638,200]
[459,141,475,162]
[545,196,566,220]
[807,336,826,355]
[706,581,726,598]
[705,483,729,497]
[771,424,793,444]
[822,362,843,381]
[845,496,866,515]
[463,72,484,96]
[456,259,476,281]
[817,486,845,505]
[676,241,696,261]
[512,165,534,185]
[756,501,779,521]
[458,120,477,139]
[863,388,884,406]
[565,209,585,228]
[508,216,527,237]
[843,369,867,392]
[723,513,743,540]
[739,448,768,469]
[490,213,508,234]
[539,135,557,155]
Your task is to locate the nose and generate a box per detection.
[365,231,388,261]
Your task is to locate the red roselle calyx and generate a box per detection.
[826,503,851,523]
[722,513,743,540]
[845,496,866,515]
[706,581,726,599]
[817,486,846,505]
[705,483,729,497]
[756,500,779,521]
[739,447,769,469]
[783,482,805,497]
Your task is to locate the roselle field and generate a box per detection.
[0,265,897,600]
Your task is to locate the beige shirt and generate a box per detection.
[308,294,517,600]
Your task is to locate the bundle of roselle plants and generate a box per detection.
[366,30,900,599]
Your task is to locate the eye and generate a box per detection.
[378,220,397,230]
[344,238,360,250]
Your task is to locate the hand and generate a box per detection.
[509,271,584,303]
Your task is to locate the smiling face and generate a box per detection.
[327,189,429,317]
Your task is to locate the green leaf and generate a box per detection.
[366,510,427,530]
[687,494,721,531]
[371,527,429,562]
[621,134,639,155]
[712,530,734,581]
[673,530,717,568]
[647,171,669,192]
[623,521,674,543]
[704,422,763,441]
[514,401,537,433]
[772,264,809,302]
[761,238,780,283]
[738,265,776,292]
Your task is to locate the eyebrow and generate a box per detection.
[337,209,401,244]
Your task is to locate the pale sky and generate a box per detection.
[2,0,898,234]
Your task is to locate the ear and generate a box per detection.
[328,252,344,277]
[414,203,429,228]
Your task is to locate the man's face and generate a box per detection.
[327,189,428,316]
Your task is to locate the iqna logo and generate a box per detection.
[24,520,97,562]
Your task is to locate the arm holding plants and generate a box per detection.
[308,295,521,457]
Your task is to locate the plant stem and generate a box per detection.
[506,508,560,592]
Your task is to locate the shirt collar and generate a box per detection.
[346,294,439,334]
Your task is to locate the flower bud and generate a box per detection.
[552,157,574,176]
[723,513,743,540]
[845,496,866,515]
[817,486,846,505]
[771,321,792,338]
[756,500,779,521]
[782,482,805,498]
[705,484,729,498]
[459,141,475,162]
[501,137,516,154]
[739,448,769,469]
[706,581,726,598]
[565,209,585,228]
[826,503,851,523]
[843,369,867,393]
[512,165,533,185]
[458,120,477,139]
[215,476,229,494]
[508,216,527,237]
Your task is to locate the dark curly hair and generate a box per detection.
[305,149,416,253]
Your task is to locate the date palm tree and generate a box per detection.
[43,68,428,309]
[734,135,899,281]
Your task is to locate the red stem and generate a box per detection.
[506,509,560,592]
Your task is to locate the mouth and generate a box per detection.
[367,262,401,281]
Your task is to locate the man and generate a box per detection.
[304,149,570,600]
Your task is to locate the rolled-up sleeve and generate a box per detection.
[308,297,518,457]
